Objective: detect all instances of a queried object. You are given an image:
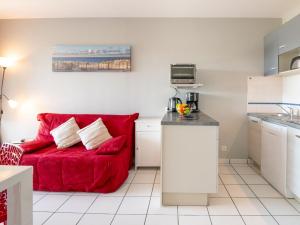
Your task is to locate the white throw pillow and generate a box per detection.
[77,118,112,150]
[50,117,81,149]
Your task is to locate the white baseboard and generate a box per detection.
[218,158,230,164]
[219,158,250,165]
[247,159,254,164]
[230,158,248,164]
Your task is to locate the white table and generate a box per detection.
[0,166,33,225]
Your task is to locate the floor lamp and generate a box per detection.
[0,57,17,143]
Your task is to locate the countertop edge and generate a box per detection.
[247,113,300,130]
[161,111,219,126]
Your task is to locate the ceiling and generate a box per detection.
[0,0,299,19]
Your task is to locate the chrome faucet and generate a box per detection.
[289,108,294,121]
[277,104,294,120]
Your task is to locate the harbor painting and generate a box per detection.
[52,45,131,72]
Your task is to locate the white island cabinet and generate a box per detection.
[161,111,219,206]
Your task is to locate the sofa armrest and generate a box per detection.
[95,135,127,155]
[20,139,54,153]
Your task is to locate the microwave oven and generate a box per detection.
[170,64,196,84]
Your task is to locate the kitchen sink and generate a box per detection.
[283,119,300,125]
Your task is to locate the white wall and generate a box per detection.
[283,74,300,104]
[283,9,300,23]
[247,74,300,113]
[247,76,283,113]
[0,18,281,158]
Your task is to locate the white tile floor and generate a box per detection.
[31,164,300,225]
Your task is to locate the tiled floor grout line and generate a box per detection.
[143,169,157,225]
[33,193,48,206]
[176,205,179,225]
[224,184,283,186]
[284,198,300,214]
[230,164,281,225]
[228,164,258,225]
[41,194,73,225]
[222,178,247,225]
[218,175,224,185]
[75,193,101,225]
[206,198,213,225]
[35,211,84,214]
[109,168,139,225]
[40,212,55,225]
[216,168,246,224]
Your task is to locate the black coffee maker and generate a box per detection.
[186,92,199,112]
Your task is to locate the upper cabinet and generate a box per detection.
[264,14,300,76]
[278,15,300,55]
[264,30,279,76]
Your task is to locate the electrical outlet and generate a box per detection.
[221,145,228,152]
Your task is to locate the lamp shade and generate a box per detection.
[0,57,15,68]
[8,99,18,108]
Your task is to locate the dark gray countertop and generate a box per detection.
[161,111,219,126]
[248,113,300,130]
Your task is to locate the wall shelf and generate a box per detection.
[170,83,204,89]
[279,68,300,77]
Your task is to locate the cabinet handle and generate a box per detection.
[296,135,300,139]
[279,45,286,49]
[251,120,258,123]
[270,67,277,70]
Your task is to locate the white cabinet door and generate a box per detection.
[261,122,290,197]
[287,127,300,197]
[136,132,161,167]
[248,117,261,165]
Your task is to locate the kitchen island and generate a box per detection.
[161,111,219,206]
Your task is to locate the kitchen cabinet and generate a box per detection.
[287,127,300,198]
[264,14,300,75]
[135,118,161,169]
[278,15,300,55]
[248,116,261,166]
[264,31,279,76]
[261,121,291,197]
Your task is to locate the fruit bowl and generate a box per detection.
[176,104,191,116]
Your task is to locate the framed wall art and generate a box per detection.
[52,45,131,72]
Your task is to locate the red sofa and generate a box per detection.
[19,113,139,193]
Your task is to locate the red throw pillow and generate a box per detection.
[20,139,54,153]
[95,135,127,155]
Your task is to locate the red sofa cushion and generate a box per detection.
[95,135,127,155]
[20,139,54,153]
